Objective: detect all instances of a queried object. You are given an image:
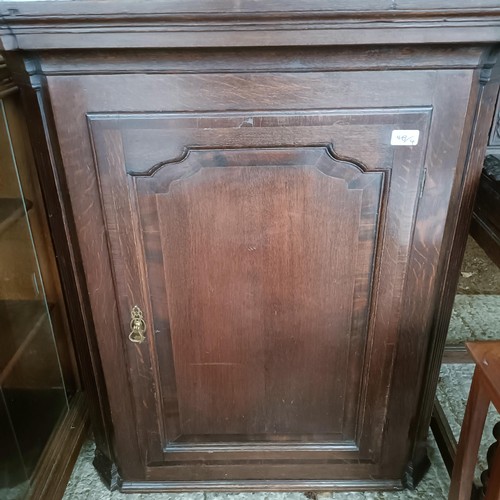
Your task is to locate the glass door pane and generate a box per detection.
[0,98,69,496]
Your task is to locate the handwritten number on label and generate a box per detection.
[391,130,420,146]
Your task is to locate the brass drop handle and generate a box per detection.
[129,305,146,343]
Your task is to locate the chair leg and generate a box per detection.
[449,368,490,500]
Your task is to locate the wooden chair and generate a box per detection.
[449,341,500,500]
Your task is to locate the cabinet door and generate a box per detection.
[88,107,431,481]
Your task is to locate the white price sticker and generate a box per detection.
[391,130,420,146]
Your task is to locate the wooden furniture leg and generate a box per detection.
[449,342,500,500]
[449,368,490,500]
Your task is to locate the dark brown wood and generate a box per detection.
[27,393,89,500]
[470,156,500,268]
[33,46,494,76]
[1,1,500,49]
[471,216,500,269]
[1,1,499,493]
[13,74,116,476]
[93,447,120,492]
[57,63,491,488]
[75,71,434,483]
[119,478,402,493]
[89,109,426,459]
[488,93,500,148]
[95,136,387,455]
[431,399,458,477]
[442,345,475,364]
[410,54,500,480]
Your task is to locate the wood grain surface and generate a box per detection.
[1,6,498,490]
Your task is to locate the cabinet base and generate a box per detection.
[403,444,431,490]
[93,448,120,492]
[119,479,402,493]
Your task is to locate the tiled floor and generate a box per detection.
[447,295,500,345]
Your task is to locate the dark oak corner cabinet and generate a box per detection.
[1,0,499,494]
